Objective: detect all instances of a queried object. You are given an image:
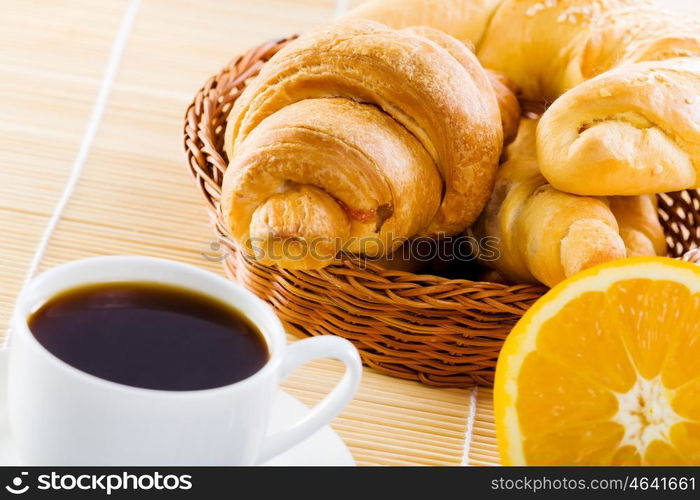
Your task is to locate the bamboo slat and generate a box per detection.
[470,388,500,466]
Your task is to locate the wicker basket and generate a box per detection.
[183,37,700,388]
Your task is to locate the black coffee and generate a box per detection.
[28,282,269,391]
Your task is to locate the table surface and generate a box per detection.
[1,0,697,466]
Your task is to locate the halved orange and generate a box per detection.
[495,257,700,465]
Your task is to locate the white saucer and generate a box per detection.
[0,391,354,466]
[265,391,355,466]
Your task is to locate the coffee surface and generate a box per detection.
[28,282,269,390]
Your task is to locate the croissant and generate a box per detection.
[400,25,521,144]
[609,195,666,258]
[222,21,505,269]
[343,0,501,47]
[476,116,668,286]
[486,70,521,145]
[474,117,628,287]
[223,98,441,269]
[477,0,700,99]
[477,0,700,194]
[537,58,700,195]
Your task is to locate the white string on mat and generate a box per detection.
[6,0,142,343]
[461,387,478,466]
[334,0,350,18]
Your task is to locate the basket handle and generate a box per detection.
[257,336,362,463]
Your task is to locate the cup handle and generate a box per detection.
[257,336,362,464]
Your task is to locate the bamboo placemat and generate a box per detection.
[4,0,696,467]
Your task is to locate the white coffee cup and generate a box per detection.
[7,256,362,465]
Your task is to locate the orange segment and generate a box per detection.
[523,422,624,466]
[611,446,642,466]
[538,290,636,393]
[609,279,691,380]
[662,292,700,388]
[672,378,700,420]
[517,352,618,436]
[669,423,700,464]
[644,440,687,466]
[495,257,700,465]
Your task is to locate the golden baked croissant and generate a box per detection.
[537,58,700,195]
[222,21,505,269]
[486,70,521,145]
[609,195,666,258]
[223,98,441,269]
[475,117,667,286]
[477,0,700,99]
[477,0,700,194]
[343,0,501,47]
[399,25,521,144]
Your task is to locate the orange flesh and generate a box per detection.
[503,267,700,465]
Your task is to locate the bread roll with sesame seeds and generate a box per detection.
[346,0,700,196]
[477,0,700,195]
[342,0,502,46]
